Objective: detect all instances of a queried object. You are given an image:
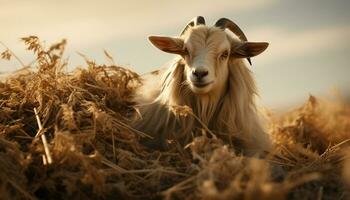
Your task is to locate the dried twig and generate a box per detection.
[34,107,53,165]
[0,41,26,68]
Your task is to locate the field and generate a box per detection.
[0,37,349,200]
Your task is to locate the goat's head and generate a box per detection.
[149,17,269,95]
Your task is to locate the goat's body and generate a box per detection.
[133,57,271,154]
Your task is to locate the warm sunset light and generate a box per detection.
[0,1,349,199]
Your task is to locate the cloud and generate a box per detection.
[248,25,350,65]
[1,0,277,47]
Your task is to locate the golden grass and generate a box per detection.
[0,37,349,199]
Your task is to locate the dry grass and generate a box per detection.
[0,37,349,200]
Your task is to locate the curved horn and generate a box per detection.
[180,16,206,36]
[215,18,252,65]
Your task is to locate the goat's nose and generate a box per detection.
[192,69,208,79]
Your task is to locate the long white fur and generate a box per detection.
[133,25,271,154]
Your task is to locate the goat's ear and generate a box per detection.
[231,42,269,58]
[148,36,184,55]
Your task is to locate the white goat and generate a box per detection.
[133,17,271,154]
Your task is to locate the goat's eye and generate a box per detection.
[220,50,229,59]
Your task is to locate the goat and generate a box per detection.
[133,16,271,154]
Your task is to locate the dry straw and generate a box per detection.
[34,107,52,165]
[0,37,349,199]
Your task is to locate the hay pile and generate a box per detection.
[0,37,349,200]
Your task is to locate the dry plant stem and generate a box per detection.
[111,132,116,161]
[0,41,26,68]
[102,158,187,176]
[34,107,53,164]
[7,179,36,200]
[191,113,217,139]
[317,186,323,200]
[42,154,47,165]
[163,176,196,199]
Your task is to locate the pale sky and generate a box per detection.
[1,0,349,110]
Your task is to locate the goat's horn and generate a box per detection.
[215,18,252,65]
[180,16,206,36]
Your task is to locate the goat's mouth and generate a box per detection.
[192,81,213,88]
